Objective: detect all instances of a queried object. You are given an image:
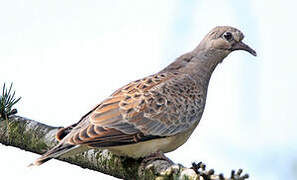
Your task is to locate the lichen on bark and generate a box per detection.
[0,116,249,180]
[0,116,174,179]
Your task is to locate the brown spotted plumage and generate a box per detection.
[30,26,256,166]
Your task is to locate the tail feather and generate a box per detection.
[28,143,77,167]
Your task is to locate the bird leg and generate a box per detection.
[140,151,174,168]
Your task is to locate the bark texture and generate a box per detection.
[0,115,248,180]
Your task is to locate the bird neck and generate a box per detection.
[189,48,228,85]
[161,48,228,87]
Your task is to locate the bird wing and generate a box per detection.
[63,72,205,147]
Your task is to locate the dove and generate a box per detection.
[30,26,256,166]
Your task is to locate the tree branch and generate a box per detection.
[0,115,249,180]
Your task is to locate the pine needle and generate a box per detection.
[0,83,21,119]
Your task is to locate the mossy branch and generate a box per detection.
[0,116,249,180]
[0,84,249,180]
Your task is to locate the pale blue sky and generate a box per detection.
[0,1,296,179]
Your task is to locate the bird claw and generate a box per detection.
[145,151,173,164]
[140,151,173,169]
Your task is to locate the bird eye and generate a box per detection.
[223,32,233,41]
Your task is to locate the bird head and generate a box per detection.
[197,26,257,59]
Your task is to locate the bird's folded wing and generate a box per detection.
[63,72,204,147]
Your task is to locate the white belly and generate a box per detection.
[106,124,197,158]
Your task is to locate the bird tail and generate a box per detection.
[28,143,77,167]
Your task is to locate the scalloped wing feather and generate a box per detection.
[63,72,205,147]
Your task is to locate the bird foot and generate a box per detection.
[140,151,173,169]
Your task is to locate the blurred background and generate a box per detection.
[0,0,296,179]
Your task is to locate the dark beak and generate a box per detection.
[231,41,257,56]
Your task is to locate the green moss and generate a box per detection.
[145,172,159,180]
[5,119,49,154]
